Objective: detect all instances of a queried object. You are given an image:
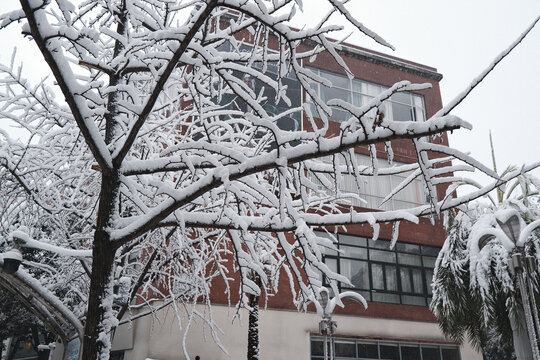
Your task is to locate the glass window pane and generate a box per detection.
[358,341,379,358]
[326,258,338,274]
[330,107,350,122]
[401,344,421,360]
[422,346,440,360]
[322,87,350,103]
[412,268,424,294]
[380,343,399,359]
[425,269,434,295]
[311,340,324,356]
[310,102,321,118]
[372,263,384,289]
[413,94,424,107]
[341,245,368,259]
[352,93,363,107]
[423,256,437,268]
[372,292,399,303]
[321,71,350,89]
[401,295,426,306]
[352,80,365,94]
[398,253,422,266]
[414,106,426,122]
[441,347,460,360]
[422,246,440,256]
[340,234,367,247]
[396,242,420,254]
[342,259,370,289]
[400,268,412,293]
[366,83,381,96]
[386,265,397,291]
[391,92,411,104]
[373,175,393,204]
[370,249,396,263]
[276,115,300,131]
[370,239,391,250]
[396,242,421,254]
[391,102,414,122]
[321,246,338,256]
[316,233,338,256]
[334,340,356,357]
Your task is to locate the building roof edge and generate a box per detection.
[302,38,443,82]
[340,44,444,82]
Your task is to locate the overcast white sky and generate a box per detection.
[1,0,539,187]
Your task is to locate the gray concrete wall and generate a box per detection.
[119,304,481,360]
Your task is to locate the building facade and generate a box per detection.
[73,40,483,360]
[29,29,481,360]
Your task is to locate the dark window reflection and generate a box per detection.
[380,343,399,359]
[358,342,379,358]
[335,341,356,357]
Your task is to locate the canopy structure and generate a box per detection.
[0,256,83,343]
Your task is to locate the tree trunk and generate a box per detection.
[81,232,117,360]
[247,293,260,360]
[82,176,120,360]
[247,275,262,360]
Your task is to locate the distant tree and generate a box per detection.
[0,1,538,360]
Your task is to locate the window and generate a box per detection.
[311,337,461,360]
[312,153,428,211]
[212,42,302,133]
[348,154,427,210]
[318,232,439,306]
[308,68,426,123]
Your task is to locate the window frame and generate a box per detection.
[307,67,427,124]
[318,232,439,307]
[311,336,462,360]
[211,41,303,133]
[312,153,429,211]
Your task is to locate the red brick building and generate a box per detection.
[101,38,481,360]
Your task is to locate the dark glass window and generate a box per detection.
[441,347,461,360]
[211,43,302,144]
[358,342,379,358]
[422,346,441,360]
[335,340,356,358]
[379,343,399,359]
[316,231,440,306]
[401,344,421,360]
[311,340,324,356]
[311,337,460,360]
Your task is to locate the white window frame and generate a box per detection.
[307,68,426,124]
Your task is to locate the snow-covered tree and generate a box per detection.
[431,170,540,359]
[1,1,539,359]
